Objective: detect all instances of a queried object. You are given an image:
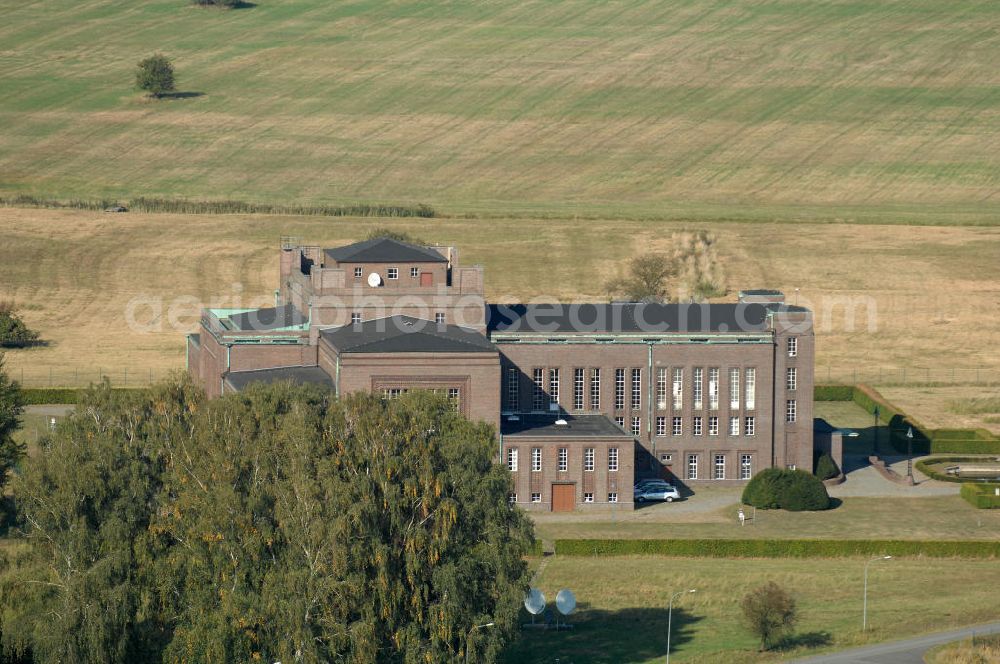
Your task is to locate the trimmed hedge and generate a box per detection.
[553,539,1000,558]
[19,388,147,405]
[815,453,840,481]
[742,468,830,511]
[960,484,1000,509]
[814,385,854,401]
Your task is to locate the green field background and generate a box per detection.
[1,0,998,220]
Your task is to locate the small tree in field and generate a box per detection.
[605,253,675,302]
[741,581,798,651]
[135,54,175,98]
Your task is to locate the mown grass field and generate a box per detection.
[1,0,999,221]
[504,556,1000,663]
[2,207,999,429]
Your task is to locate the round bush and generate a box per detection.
[815,453,841,481]
[742,468,831,511]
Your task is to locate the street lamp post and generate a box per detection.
[863,556,892,631]
[464,622,494,664]
[873,405,880,454]
[666,589,696,664]
[906,427,914,481]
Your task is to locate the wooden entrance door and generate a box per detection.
[551,484,575,512]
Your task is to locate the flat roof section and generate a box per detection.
[224,365,333,391]
[321,316,496,354]
[502,414,631,438]
[225,304,308,331]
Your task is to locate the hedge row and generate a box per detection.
[960,484,1000,509]
[19,388,147,405]
[814,385,854,401]
[552,539,1000,558]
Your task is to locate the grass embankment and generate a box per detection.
[1,0,998,221]
[925,636,1000,664]
[504,556,1000,663]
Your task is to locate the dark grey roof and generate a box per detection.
[321,316,497,354]
[227,305,307,331]
[323,238,446,264]
[487,302,808,335]
[502,414,631,437]
[224,365,333,391]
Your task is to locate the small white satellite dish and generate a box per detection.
[554,419,568,426]
[367,272,382,288]
[555,589,576,616]
[524,589,545,615]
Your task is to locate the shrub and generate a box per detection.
[0,303,40,348]
[815,453,840,480]
[135,54,175,98]
[742,468,831,511]
[814,385,853,401]
[960,483,1000,509]
[741,581,797,651]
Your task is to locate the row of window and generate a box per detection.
[512,366,764,412]
[353,312,446,324]
[353,266,423,279]
[511,492,619,504]
[382,387,460,409]
[679,453,753,480]
[507,447,619,472]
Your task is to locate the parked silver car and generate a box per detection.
[633,482,681,503]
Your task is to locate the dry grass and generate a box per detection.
[2,207,999,400]
[0,0,998,220]
[881,386,1000,434]
[925,637,1000,664]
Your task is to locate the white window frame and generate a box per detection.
[435,312,446,325]
[583,492,594,503]
[506,367,519,411]
[584,448,595,472]
[631,416,641,436]
[745,416,755,436]
[387,267,399,280]
[353,266,363,278]
[590,368,601,410]
[729,367,740,409]
[574,368,585,411]
[548,368,560,406]
[729,416,740,436]
[531,447,542,472]
[508,493,517,504]
[693,416,703,436]
[788,336,797,357]
[786,399,797,423]
[608,492,618,504]
[714,454,726,480]
[558,447,568,472]
[614,416,625,429]
[631,368,642,409]
[708,416,719,436]
[410,267,420,278]
[745,368,756,410]
[672,416,682,436]
[740,454,753,480]
[708,368,719,410]
[531,492,541,503]
[608,447,619,472]
[532,368,546,411]
[786,367,797,391]
[672,368,683,410]
[656,367,668,410]
[615,368,625,410]
[687,454,698,480]
[693,368,703,409]
[351,312,361,324]
[507,447,518,472]
[656,416,666,436]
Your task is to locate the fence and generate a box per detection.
[816,366,1000,386]
[12,367,171,389]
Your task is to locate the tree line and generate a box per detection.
[0,370,533,663]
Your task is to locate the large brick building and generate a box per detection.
[188,237,818,512]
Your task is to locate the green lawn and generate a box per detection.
[1,0,998,222]
[503,556,1000,663]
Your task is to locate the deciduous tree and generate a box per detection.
[135,55,175,98]
[0,303,39,349]
[605,253,675,302]
[741,581,798,651]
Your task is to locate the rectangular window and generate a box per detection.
[584,492,594,503]
[714,454,726,480]
[729,367,740,409]
[614,416,625,429]
[608,447,619,472]
[387,267,398,280]
[708,416,719,436]
[353,267,363,278]
[382,388,407,399]
[740,454,753,480]
[505,367,519,411]
[351,312,361,324]
[608,492,618,504]
[631,416,641,436]
[660,453,673,464]
[447,388,460,411]
[435,312,446,325]
[708,368,719,410]
[656,367,668,410]
[584,448,595,472]
[574,368,585,411]
[693,368,703,409]
[729,416,740,436]
[507,447,518,472]
[548,368,560,407]
[531,493,541,503]
[531,448,542,472]
[656,416,667,436]
[672,416,682,436]
[631,368,642,409]
[786,367,797,391]
[558,448,568,472]
[788,337,797,357]
[532,368,546,411]
[786,399,797,423]
[589,368,601,410]
[745,416,755,436]
[693,416,703,436]
[745,368,756,410]
[410,267,420,278]
[615,369,625,409]
[672,368,683,410]
[687,454,698,480]
[508,493,517,504]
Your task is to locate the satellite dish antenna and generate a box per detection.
[555,589,576,616]
[367,272,382,288]
[524,589,545,616]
